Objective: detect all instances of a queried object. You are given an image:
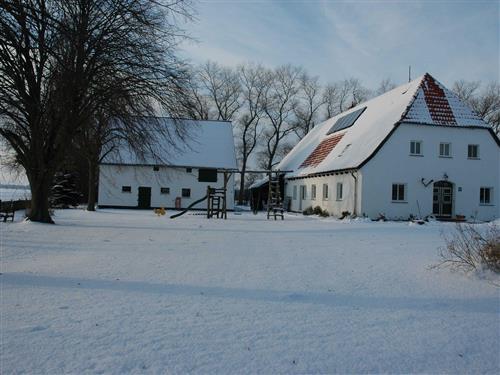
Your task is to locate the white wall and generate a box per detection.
[360,124,499,221]
[285,172,362,217]
[98,165,235,210]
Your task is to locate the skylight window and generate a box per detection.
[326,107,366,135]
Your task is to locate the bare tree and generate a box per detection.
[260,65,302,170]
[453,80,500,135]
[293,73,325,139]
[235,63,267,204]
[197,61,241,121]
[322,78,370,120]
[376,78,397,95]
[0,0,193,222]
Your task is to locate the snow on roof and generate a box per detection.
[248,176,268,190]
[101,118,237,170]
[278,73,489,178]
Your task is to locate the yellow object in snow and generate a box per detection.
[154,207,166,216]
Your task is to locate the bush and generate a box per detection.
[319,209,330,217]
[340,211,351,220]
[313,206,323,215]
[433,223,500,273]
[302,206,314,216]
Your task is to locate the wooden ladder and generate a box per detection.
[267,172,284,220]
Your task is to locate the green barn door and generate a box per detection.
[138,187,152,209]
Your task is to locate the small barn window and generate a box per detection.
[182,188,191,198]
[392,184,406,202]
[153,165,160,171]
[439,143,451,157]
[480,187,492,205]
[323,184,329,200]
[122,186,131,193]
[336,182,343,201]
[160,187,170,194]
[410,141,422,156]
[186,168,193,173]
[198,168,218,183]
[468,144,479,159]
[311,185,316,200]
[293,186,297,200]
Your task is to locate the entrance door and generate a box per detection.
[138,186,152,209]
[433,181,453,217]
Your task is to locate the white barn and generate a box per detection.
[98,119,237,210]
[278,74,500,221]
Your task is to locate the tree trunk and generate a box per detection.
[28,174,54,223]
[86,159,98,211]
[238,166,246,205]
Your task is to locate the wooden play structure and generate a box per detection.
[171,169,290,220]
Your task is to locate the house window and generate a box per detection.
[410,141,422,156]
[182,188,191,198]
[153,165,160,171]
[160,187,170,194]
[336,182,343,201]
[480,187,492,205]
[198,168,218,183]
[293,186,297,200]
[468,144,479,159]
[301,186,307,200]
[439,143,451,157]
[323,184,329,200]
[311,185,316,200]
[392,184,406,202]
[186,168,192,173]
[122,186,131,193]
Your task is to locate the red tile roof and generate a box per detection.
[421,74,457,125]
[300,132,345,168]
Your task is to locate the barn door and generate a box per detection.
[433,181,453,218]
[138,186,152,209]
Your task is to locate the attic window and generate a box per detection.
[326,107,366,135]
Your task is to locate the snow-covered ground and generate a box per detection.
[1,209,499,374]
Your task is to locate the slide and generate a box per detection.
[170,195,208,219]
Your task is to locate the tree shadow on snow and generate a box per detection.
[2,273,497,315]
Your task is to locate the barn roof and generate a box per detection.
[101,118,237,170]
[277,73,489,178]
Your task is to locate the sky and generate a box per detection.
[180,0,499,88]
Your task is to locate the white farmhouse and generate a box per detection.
[98,119,237,210]
[278,74,499,221]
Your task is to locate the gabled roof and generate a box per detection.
[101,118,237,170]
[278,73,490,178]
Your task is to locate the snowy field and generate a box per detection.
[1,209,499,374]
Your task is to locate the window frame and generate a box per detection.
[409,140,423,156]
[292,185,297,200]
[439,142,452,158]
[122,186,132,193]
[391,183,407,203]
[181,188,191,198]
[336,182,343,201]
[468,144,479,159]
[322,184,329,201]
[311,184,316,200]
[160,187,170,195]
[480,187,493,205]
